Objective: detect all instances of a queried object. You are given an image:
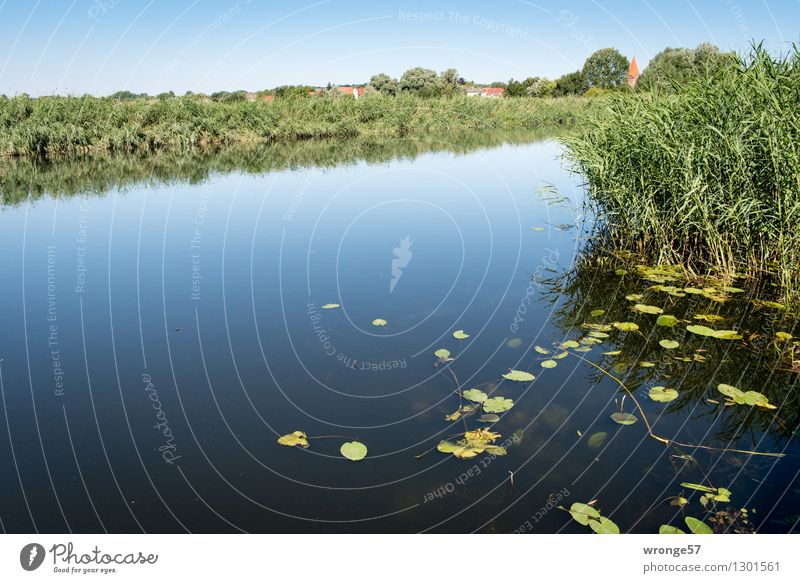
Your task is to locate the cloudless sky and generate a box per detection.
[1,0,798,96]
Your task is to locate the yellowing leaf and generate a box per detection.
[453,330,470,339]
[434,348,451,360]
[462,388,488,402]
[540,359,557,369]
[534,345,550,354]
[656,315,678,327]
[613,322,639,332]
[633,303,664,315]
[659,339,680,350]
[482,397,515,413]
[372,318,388,326]
[611,412,638,425]
[277,431,309,448]
[649,386,678,402]
[569,502,600,526]
[321,303,340,309]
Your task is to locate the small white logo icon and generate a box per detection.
[390,236,413,293]
[20,543,46,571]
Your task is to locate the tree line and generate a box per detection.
[63,43,734,102]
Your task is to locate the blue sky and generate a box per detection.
[1,0,798,95]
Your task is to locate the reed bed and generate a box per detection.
[564,46,800,300]
[0,94,591,157]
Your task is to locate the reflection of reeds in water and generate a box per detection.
[564,46,800,301]
[537,244,800,447]
[0,128,570,206]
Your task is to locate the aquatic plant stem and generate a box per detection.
[568,351,785,458]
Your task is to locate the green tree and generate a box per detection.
[399,67,441,97]
[367,73,399,96]
[553,70,587,96]
[525,77,555,97]
[639,43,734,91]
[582,48,630,89]
[439,68,463,96]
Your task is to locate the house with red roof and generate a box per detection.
[466,86,505,98]
[337,86,365,99]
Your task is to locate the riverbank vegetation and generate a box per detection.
[565,46,800,302]
[0,94,592,157]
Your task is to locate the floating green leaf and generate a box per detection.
[453,330,470,339]
[625,293,644,301]
[680,482,716,494]
[603,350,622,355]
[540,360,557,369]
[614,268,627,276]
[434,348,451,360]
[639,361,656,367]
[483,397,515,413]
[659,339,680,350]
[534,345,550,354]
[588,516,620,534]
[776,331,793,341]
[694,313,725,322]
[684,516,713,534]
[590,309,606,316]
[633,303,664,315]
[277,431,309,448]
[477,414,500,423]
[656,314,678,327]
[587,431,608,448]
[502,370,535,382]
[372,318,388,326]
[649,386,678,402]
[553,351,569,359]
[686,325,742,340]
[588,331,610,339]
[659,525,686,534]
[340,441,367,461]
[568,502,600,526]
[611,412,638,425]
[321,303,340,309]
[560,340,580,349]
[613,322,639,332]
[462,388,488,403]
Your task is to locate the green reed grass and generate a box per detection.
[0,94,591,157]
[564,46,800,301]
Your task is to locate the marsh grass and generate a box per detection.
[564,46,800,301]
[0,94,591,157]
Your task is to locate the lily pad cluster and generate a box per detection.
[437,428,507,459]
[716,383,777,409]
[566,502,620,534]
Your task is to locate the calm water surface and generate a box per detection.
[0,133,797,533]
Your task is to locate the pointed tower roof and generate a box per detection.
[628,56,640,79]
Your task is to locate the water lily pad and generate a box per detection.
[687,325,742,339]
[321,303,340,309]
[463,388,488,402]
[434,348,451,360]
[659,339,680,350]
[560,340,580,349]
[633,303,664,315]
[553,351,569,359]
[588,516,620,534]
[588,331,610,339]
[483,397,515,413]
[502,370,535,382]
[603,350,622,355]
[656,315,678,327]
[372,318,388,326]
[587,431,608,448]
[340,441,368,461]
[659,525,686,534]
[540,360,557,369]
[568,502,600,526]
[590,309,606,316]
[477,413,500,423]
[534,345,550,354]
[611,412,638,425]
[694,313,725,322]
[649,386,678,402]
[684,516,713,534]
[625,294,644,301]
[613,322,639,332]
[639,361,656,367]
[453,330,470,339]
[277,431,309,448]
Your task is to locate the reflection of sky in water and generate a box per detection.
[0,136,796,533]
